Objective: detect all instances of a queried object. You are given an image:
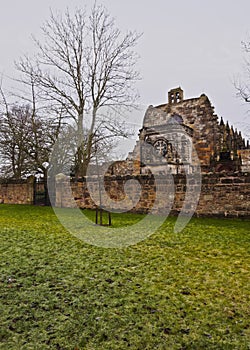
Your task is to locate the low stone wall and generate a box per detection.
[196,172,250,217]
[1,172,249,218]
[55,172,250,218]
[0,178,34,205]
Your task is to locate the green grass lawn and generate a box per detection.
[0,204,249,349]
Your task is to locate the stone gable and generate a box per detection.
[127,87,250,173]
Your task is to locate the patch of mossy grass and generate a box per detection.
[0,204,249,349]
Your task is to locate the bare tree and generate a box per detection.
[235,40,250,103]
[0,84,61,179]
[233,39,250,140]
[0,104,31,178]
[16,4,141,176]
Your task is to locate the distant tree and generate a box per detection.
[0,104,31,178]
[235,40,250,103]
[48,122,121,178]
[0,86,61,179]
[234,39,250,139]
[16,4,141,177]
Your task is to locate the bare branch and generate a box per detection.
[14,4,141,176]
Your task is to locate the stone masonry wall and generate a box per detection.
[55,172,250,218]
[1,172,249,218]
[240,149,250,172]
[151,94,219,167]
[0,178,34,205]
[196,172,250,217]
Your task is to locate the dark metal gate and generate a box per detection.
[33,178,50,206]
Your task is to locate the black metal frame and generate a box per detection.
[95,208,111,226]
[33,178,50,206]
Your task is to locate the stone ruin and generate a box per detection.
[1,87,250,217]
[109,87,250,176]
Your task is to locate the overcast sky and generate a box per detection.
[1,0,250,154]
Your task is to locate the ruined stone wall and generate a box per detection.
[137,88,250,172]
[156,95,219,167]
[0,178,34,205]
[240,149,250,172]
[55,172,250,218]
